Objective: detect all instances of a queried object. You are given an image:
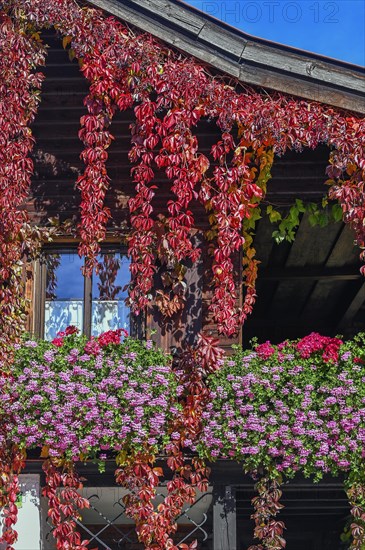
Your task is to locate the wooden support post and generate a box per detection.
[336,281,365,332]
[213,485,237,550]
[146,232,203,351]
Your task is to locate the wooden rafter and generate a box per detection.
[336,282,365,332]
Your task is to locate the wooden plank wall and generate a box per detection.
[24,30,245,349]
[23,31,365,349]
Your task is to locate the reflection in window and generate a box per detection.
[44,253,84,340]
[43,251,130,340]
[92,254,130,336]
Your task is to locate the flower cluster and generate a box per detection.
[51,325,80,347]
[4,333,179,460]
[98,328,128,347]
[52,327,129,353]
[199,332,365,480]
[296,332,343,362]
[2,331,365,548]
[0,330,208,550]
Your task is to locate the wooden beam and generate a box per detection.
[336,282,365,332]
[298,224,360,324]
[88,0,365,114]
[258,266,362,281]
[213,485,237,550]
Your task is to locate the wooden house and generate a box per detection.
[1,0,365,548]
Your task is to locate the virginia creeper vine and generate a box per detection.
[1,0,364,340]
[0,1,365,548]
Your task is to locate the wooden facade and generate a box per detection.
[25,28,365,349]
[18,1,365,548]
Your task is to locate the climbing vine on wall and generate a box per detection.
[0,0,364,345]
[0,8,46,365]
[0,1,365,548]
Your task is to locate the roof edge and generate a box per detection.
[88,0,365,114]
[176,0,364,72]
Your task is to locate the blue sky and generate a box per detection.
[183,0,365,66]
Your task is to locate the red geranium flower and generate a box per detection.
[51,337,64,347]
[296,332,342,363]
[84,338,101,356]
[98,328,128,347]
[256,341,275,359]
[65,325,79,335]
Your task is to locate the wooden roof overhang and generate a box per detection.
[88,0,365,114]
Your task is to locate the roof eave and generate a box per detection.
[88,0,365,115]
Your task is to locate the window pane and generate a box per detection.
[44,253,84,340]
[91,253,130,336]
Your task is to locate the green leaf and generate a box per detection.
[272,230,285,244]
[332,204,343,222]
[287,206,300,224]
[286,229,296,242]
[295,198,306,213]
[266,205,282,224]
[308,213,319,227]
[318,211,329,227]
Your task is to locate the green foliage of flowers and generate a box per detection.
[3,329,365,488]
[3,332,181,464]
[198,332,365,483]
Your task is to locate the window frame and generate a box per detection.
[34,243,141,340]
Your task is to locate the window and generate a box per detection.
[36,247,131,340]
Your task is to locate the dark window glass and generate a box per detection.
[45,253,84,340]
[43,251,130,340]
[91,254,130,336]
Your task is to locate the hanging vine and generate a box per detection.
[114,333,220,549]
[249,475,286,550]
[42,458,90,550]
[0,1,365,548]
[0,448,25,550]
[345,477,365,549]
[0,9,46,367]
[0,0,364,341]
